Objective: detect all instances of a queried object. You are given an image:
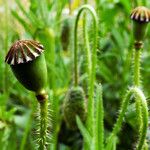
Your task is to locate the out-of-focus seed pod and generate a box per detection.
[63,86,87,130]
[5,40,48,97]
[130,6,150,45]
[61,18,71,51]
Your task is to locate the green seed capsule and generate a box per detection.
[130,6,150,42]
[61,17,71,51]
[63,86,87,130]
[5,40,47,96]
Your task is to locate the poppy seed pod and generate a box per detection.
[63,86,87,130]
[5,40,47,98]
[130,6,150,42]
[61,17,71,51]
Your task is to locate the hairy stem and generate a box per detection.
[133,49,143,131]
[106,87,148,150]
[133,49,141,87]
[133,88,148,150]
[83,13,91,85]
[95,84,104,150]
[39,99,48,150]
[108,90,132,137]
[74,5,98,134]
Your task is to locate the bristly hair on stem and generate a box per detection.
[73,4,98,136]
[5,40,50,150]
[130,6,150,148]
[36,97,51,150]
[106,87,148,150]
[38,100,48,150]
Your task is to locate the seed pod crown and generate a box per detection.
[5,40,47,94]
[130,6,150,23]
[5,40,44,65]
[130,6,150,42]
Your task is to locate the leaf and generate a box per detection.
[11,10,33,34]
[76,116,92,148]
[15,0,44,28]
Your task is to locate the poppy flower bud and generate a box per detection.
[63,86,87,130]
[61,17,71,51]
[5,40,48,99]
[130,6,150,44]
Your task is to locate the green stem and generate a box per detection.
[133,88,148,150]
[95,84,104,150]
[74,5,98,86]
[108,90,132,137]
[133,49,143,129]
[133,47,146,149]
[83,14,91,84]
[133,49,141,87]
[106,87,148,150]
[74,5,98,134]
[39,99,48,150]
[95,0,101,24]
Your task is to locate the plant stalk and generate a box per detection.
[106,87,148,150]
[74,5,98,134]
[133,47,144,142]
[133,49,141,87]
[95,84,104,150]
[38,99,48,150]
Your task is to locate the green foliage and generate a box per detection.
[0,0,150,150]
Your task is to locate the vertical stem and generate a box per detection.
[74,5,98,134]
[133,49,141,87]
[95,0,100,24]
[133,88,148,150]
[39,99,48,150]
[88,11,98,135]
[95,84,104,150]
[83,14,91,83]
[133,48,143,136]
[74,17,78,86]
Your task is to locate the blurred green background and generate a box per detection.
[0,0,149,149]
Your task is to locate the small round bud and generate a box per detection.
[63,86,87,130]
[130,6,150,42]
[5,40,47,93]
